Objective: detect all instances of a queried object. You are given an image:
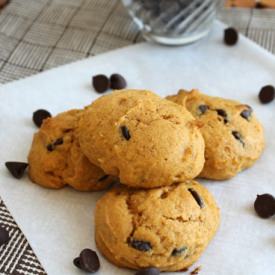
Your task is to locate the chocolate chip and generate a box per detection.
[258,85,275,104]
[198,105,208,115]
[240,106,253,120]
[79,249,100,273]
[0,226,9,246]
[53,138,63,146]
[232,131,244,146]
[74,249,100,273]
[110,74,127,90]
[171,246,187,256]
[224,27,238,46]
[135,267,160,275]
[254,194,275,219]
[5,162,28,179]
[47,144,54,152]
[188,188,204,208]
[255,2,266,9]
[97,175,109,182]
[92,74,109,93]
[129,239,152,252]
[121,126,131,140]
[33,109,52,127]
[216,109,228,123]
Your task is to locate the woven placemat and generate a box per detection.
[1,0,275,274]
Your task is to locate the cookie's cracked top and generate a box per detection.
[95,181,220,271]
[28,109,114,191]
[167,89,265,180]
[79,90,205,189]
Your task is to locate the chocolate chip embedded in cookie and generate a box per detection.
[167,89,264,180]
[95,180,220,271]
[79,90,205,189]
[28,109,114,191]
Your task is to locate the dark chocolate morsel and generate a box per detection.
[110,74,127,90]
[121,126,131,140]
[92,74,110,93]
[47,144,54,152]
[53,138,63,146]
[188,188,204,208]
[33,109,52,127]
[232,131,244,146]
[216,109,228,123]
[171,246,188,256]
[258,85,275,104]
[135,267,160,275]
[78,249,100,273]
[98,175,109,182]
[0,226,9,246]
[198,105,209,115]
[240,106,253,120]
[254,194,275,219]
[224,27,238,46]
[129,239,152,252]
[5,162,28,179]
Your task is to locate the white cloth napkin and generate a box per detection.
[0,21,274,275]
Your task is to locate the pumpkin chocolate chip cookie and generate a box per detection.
[28,109,114,191]
[79,90,205,189]
[167,89,265,180]
[95,180,220,271]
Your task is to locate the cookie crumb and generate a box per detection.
[190,266,201,275]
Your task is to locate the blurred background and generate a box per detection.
[0,0,274,84]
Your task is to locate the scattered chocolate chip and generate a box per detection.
[232,131,244,146]
[258,85,275,104]
[53,138,63,146]
[74,249,100,273]
[121,126,131,140]
[97,175,109,182]
[110,73,127,90]
[240,106,253,120]
[188,188,204,208]
[129,239,152,252]
[171,246,187,256]
[33,109,52,128]
[5,162,28,179]
[47,144,54,152]
[92,74,110,93]
[224,27,238,46]
[79,249,100,273]
[0,226,9,246]
[198,105,208,115]
[135,267,160,275]
[254,194,275,219]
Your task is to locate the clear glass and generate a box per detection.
[122,0,217,45]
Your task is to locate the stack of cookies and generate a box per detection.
[27,89,264,272]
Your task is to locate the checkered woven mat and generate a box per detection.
[0,0,275,274]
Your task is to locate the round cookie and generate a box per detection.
[95,180,220,271]
[167,89,265,180]
[79,90,205,189]
[28,109,114,191]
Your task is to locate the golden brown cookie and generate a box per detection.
[79,90,205,189]
[167,89,265,180]
[28,109,114,191]
[95,180,220,271]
